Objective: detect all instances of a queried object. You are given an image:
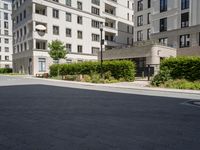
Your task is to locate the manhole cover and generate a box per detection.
[186,101,200,107]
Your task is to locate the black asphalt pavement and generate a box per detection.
[0,84,200,150]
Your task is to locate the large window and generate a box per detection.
[160,0,167,12]
[66,12,71,22]
[53,26,59,35]
[180,34,190,48]
[148,0,151,8]
[181,0,189,10]
[181,12,189,28]
[160,18,167,32]
[38,58,46,72]
[52,9,59,18]
[92,0,100,6]
[159,37,168,46]
[66,0,71,6]
[137,0,143,11]
[137,15,143,26]
[137,30,143,41]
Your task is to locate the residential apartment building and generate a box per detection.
[12,0,134,75]
[134,0,152,42]
[0,0,12,68]
[151,0,200,56]
[134,0,200,56]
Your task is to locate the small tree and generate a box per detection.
[48,40,67,77]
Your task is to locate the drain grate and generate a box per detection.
[186,100,200,107]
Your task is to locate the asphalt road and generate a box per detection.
[0,76,200,150]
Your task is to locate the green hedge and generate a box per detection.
[50,60,135,81]
[0,68,12,74]
[160,57,200,81]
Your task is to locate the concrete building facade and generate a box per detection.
[0,0,12,68]
[12,0,134,75]
[134,0,200,56]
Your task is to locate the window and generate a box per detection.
[181,0,189,10]
[53,26,59,35]
[66,44,72,52]
[38,58,46,72]
[92,20,100,28]
[92,47,99,55]
[181,12,189,28]
[180,34,190,48]
[66,12,72,22]
[159,37,168,46]
[127,37,130,45]
[4,30,9,35]
[92,34,100,41]
[147,29,151,40]
[77,31,82,39]
[77,45,82,53]
[137,15,143,26]
[53,9,59,18]
[24,26,27,35]
[77,16,83,24]
[5,38,9,44]
[199,33,200,46]
[160,18,167,32]
[77,1,82,10]
[4,3,8,10]
[66,0,71,6]
[4,21,9,29]
[92,0,100,6]
[137,0,143,11]
[24,10,26,18]
[4,13,8,20]
[137,30,143,41]
[92,7,100,15]
[148,0,151,8]
[127,13,130,20]
[5,47,9,52]
[147,13,151,24]
[66,28,71,37]
[5,56,9,60]
[160,0,167,12]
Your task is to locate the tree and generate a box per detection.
[48,40,67,77]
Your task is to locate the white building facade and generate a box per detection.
[12,0,134,75]
[0,0,12,68]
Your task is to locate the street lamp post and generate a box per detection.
[100,23,104,78]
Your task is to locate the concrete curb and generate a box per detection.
[26,77,200,95]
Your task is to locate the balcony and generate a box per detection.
[35,4,47,16]
[105,3,116,16]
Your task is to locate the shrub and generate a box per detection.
[0,68,12,74]
[49,64,59,77]
[162,79,200,90]
[160,57,200,81]
[151,67,172,86]
[50,60,135,81]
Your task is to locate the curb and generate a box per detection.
[26,77,200,95]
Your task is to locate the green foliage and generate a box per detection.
[160,57,200,81]
[50,60,135,82]
[0,68,12,74]
[151,67,172,86]
[48,40,67,61]
[161,79,200,90]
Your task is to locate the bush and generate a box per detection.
[50,60,135,81]
[0,68,12,74]
[151,67,172,86]
[160,57,200,81]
